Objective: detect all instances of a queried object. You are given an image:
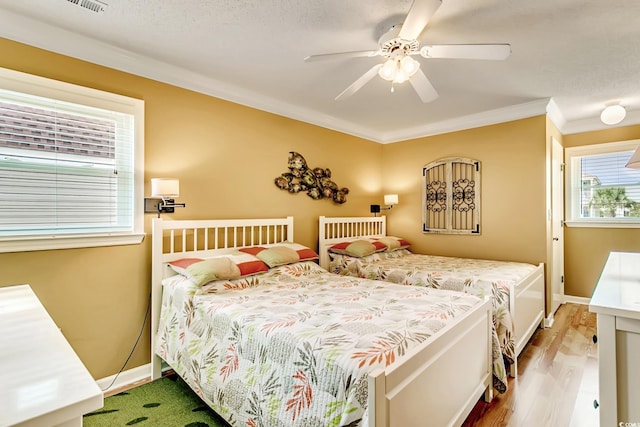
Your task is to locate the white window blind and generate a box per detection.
[0,67,144,251]
[566,140,640,227]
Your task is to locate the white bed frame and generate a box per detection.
[151,216,494,427]
[318,215,546,377]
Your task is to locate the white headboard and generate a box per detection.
[318,216,386,269]
[150,216,294,379]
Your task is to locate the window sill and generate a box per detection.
[0,233,146,253]
[565,220,640,229]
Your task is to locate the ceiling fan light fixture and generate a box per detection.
[306,0,510,101]
[400,56,420,77]
[393,69,409,84]
[378,56,419,83]
[600,104,626,125]
[378,59,397,81]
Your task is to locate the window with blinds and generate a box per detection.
[0,67,144,251]
[422,157,481,234]
[566,140,640,226]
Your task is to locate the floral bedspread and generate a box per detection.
[329,249,538,372]
[156,261,497,427]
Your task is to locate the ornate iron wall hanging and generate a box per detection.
[274,151,349,204]
[422,157,481,234]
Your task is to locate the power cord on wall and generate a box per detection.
[101,292,151,392]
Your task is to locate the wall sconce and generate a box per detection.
[600,104,626,125]
[144,178,186,217]
[370,194,398,216]
[384,194,399,206]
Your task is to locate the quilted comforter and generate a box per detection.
[156,261,497,427]
[329,249,539,372]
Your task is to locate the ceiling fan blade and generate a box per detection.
[304,50,380,62]
[335,64,383,101]
[399,0,442,40]
[420,44,512,60]
[409,69,439,103]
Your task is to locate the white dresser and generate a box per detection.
[0,284,103,427]
[590,251,640,427]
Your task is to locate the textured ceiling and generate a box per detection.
[0,0,639,142]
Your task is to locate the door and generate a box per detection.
[550,137,565,315]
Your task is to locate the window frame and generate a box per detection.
[565,139,640,229]
[0,67,145,252]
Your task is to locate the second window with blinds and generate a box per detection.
[422,157,481,234]
[565,140,640,228]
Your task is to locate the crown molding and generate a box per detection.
[0,10,383,138]
[0,9,564,144]
[545,98,566,132]
[546,97,640,135]
[559,109,640,135]
[378,98,551,143]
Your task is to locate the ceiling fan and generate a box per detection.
[304,0,511,103]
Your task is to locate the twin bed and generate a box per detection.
[318,215,545,379]
[151,217,495,427]
[150,215,544,427]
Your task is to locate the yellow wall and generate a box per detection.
[380,116,548,266]
[563,125,640,297]
[1,36,607,381]
[0,38,383,380]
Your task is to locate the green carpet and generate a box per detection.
[84,375,230,427]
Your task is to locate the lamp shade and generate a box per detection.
[151,178,180,197]
[600,105,626,125]
[384,194,399,205]
[626,147,640,169]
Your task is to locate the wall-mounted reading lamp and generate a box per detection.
[144,178,186,217]
[370,194,398,216]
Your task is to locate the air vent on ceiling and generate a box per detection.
[66,0,108,13]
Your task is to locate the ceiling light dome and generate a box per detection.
[600,105,626,125]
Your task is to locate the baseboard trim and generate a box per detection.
[544,313,555,328]
[97,363,151,393]
[564,295,591,306]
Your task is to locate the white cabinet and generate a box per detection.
[0,284,103,427]
[589,252,640,427]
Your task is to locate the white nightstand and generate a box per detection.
[590,252,640,427]
[0,284,103,427]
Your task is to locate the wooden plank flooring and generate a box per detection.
[462,302,599,427]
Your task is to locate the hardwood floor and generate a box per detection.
[462,302,599,427]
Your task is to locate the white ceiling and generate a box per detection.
[1,0,639,143]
